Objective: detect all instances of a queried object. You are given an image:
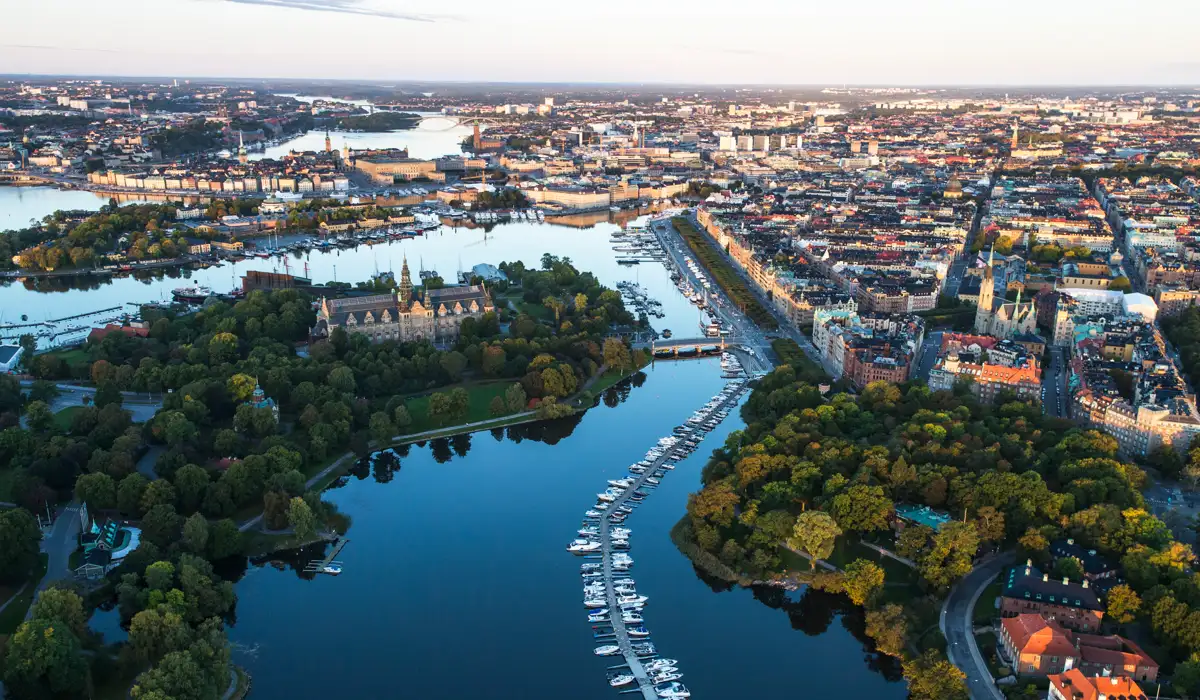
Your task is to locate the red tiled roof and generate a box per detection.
[1048,669,1148,700]
[88,325,149,342]
[1002,613,1076,658]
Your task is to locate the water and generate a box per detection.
[0,115,471,233]
[220,359,905,699]
[0,186,108,231]
[0,219,702,337]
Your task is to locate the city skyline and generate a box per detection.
[4,0,1200,85]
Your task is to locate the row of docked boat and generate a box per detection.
[720,352,744,379]
[570,378,752,699]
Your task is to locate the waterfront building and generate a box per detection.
[312,257,493,344]
[1000,563,1104,632]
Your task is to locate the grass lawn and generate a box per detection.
[54,406,86,431]
[403,381,513,434]
[241,530,325,556]
[974,576,1003,626]
[516,301,554,322]
[44,347,89,369]
[0,553,49,636]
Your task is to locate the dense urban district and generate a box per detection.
[4,78,1200,700]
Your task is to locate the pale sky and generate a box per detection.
[3,0,1199,85]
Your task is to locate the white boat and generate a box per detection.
[568,541,601,553]
[619,594,648,605]
[581,563,601,571]
[594,645,621,656]
[645,659,678,672]
[628,626,650,637]
[321,564,342,575]
[584,599,608,608]
[609,674,634,687]
[656,682,690,698]
[585,510,604,518]
[588,610,610,622]
[622,614,643,624]
[653,672,683,684]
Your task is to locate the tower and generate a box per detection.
[325,129,332,153]
[398,255,413,308]
[472,123,482,151]
[342,140,350,164]
[1011,121,1019,150]
[975,247,996,334]
[237,131,248,164]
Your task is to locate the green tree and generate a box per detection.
[574,293,589,313]
[603,338,632,371]
[788,511,842,569]
[287,497,317,540]
[902,650,967,700]
[327,365,356,394]
[828,484,893,533]
[428,391,452,426]
[226,373,257,402]
[132,649,215,700]
[0,508,41,583]
[25,400,54,433]
[440,351,468,381]
[842,559,885,607]
[118,473,150,515]
[29,587,87,636]
[1108,276,1132,292]
[489,395,507,417]
[1,619,87,697]
[142,504,182,549]
[208,519,243,560]
[141,479,177,513]
[369,411,394,444]
[505,383,527,413]
[173,464,210,514]
[919,521,979,590]
[75,471,117,510]
[181,513,210,554]
[393,404,413,431]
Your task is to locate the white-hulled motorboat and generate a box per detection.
[594,645,621,656]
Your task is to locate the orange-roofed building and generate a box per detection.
[1048,669,1149,700]
[87,324,150,343]
[1000,613,1077,677]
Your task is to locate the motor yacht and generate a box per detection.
[621,612,643,624]
[608,478,635,488]
[652,672,683,684]
[584,599,608,608]
[645,659,678,673]
[581,563,601,572]
[655,681,690,698]
[609,673,635,688]
[613,577,635,586]
[588,609,609,622]
[568,541,601,553]
[578,527,598,536]
[594,645,621,656]
[632,642,656,656]
[619,594,648,605]
[585,510,604,518]
[627,626,650,638]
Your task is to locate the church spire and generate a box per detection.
[399,254,413,308]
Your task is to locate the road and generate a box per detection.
[1042,346,1068,418]
[650,213,828,375]
[26,501,84,620]
[913,330,944,382]
[18,380,164,423]
[941,552,1013,700]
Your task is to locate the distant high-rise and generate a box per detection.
[1011,121,1019,150]
[473,123,482,151]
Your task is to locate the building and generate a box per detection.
[1000,563,1104,632]
[975,248,1037,339]
[312,257,493,344]
[999,613,1157,681]
[1048,669,1149,700]
[928,352,1042,403]
[245,381,279,423]
[353,152,438,184]
[1049,539,1120,584]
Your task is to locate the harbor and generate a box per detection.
[570,376,750,699]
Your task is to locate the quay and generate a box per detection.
[590,379,750,699]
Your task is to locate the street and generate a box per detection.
[941,552,1013,700]
[18,380,163,423]
[913,330,944,382]
[1041,346,1068,418]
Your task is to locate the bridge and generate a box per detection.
[368,108,504,131]
[637,336,736,359]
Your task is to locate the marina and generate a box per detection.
[571,378,750,698]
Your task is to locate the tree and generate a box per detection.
[842,559,885,607]
[428,391,453,425]
[142,504,182,549]
[226,373,257,402]
[918,521,979,590]
[505,383,527,413]
[1106,584,1141,626]
[173,464,210,514]
[788,511,842,569]
[440,351,468,381]
[393,404,412,431]
[118,472,150,515]
[1108,276,1132,292]
[182,513,210,554]
[974,505,1006,542]
[865,603,907,658]
[29,587,86,636]
[25,400,54,433]
[903,650,967,700]
[75,471,117,510]
[141,479,177,513]
[489,395,507,417]
[132,650,211,700]
[369,411,394,444]
[448,387,470,422]
[1,618,87,697]
[1052,556,1086,582]
[574,292,589,313]
[603,338,632,372]
[327,365,356,394]
[208,519,243,560]
[828,484,893,533]
[897,525,931,560]
[0,507,41,583]
[287,497,317,540]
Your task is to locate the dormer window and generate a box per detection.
[364,312,375,324]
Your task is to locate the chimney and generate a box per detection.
[1082,580,1089,589]
[1043,573,1049,582]
[1067,538,1074,545]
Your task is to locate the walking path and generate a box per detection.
[860,541,917,569]
[588,378,751,700]
[940,552,1013,700]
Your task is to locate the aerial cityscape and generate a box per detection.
[3,5,1200,699]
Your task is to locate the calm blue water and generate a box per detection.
[211,359,904,699]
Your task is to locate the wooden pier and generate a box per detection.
[303,537,348,574]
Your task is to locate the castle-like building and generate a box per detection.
[975,247,1037,339]
[312,257,493,344]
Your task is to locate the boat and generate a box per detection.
[594,645,621,656]
[645,659,678,672]
[568,540,601,553]
[609,673,634,688]
[581,563,601,571]
[321,564,342,575]
[588,610,610,622]
[655,681,691,698]
[619,594,648,606]
[652,672,683,684]
[172,285,213,304]
[627,626,650,637]
[584,599,608,608]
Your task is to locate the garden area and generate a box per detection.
[670,217,779,330]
